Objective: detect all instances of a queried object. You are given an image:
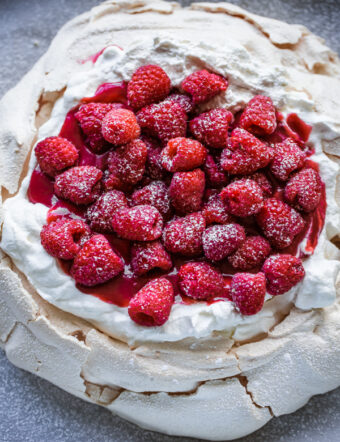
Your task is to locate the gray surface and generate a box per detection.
[0,0,340,440]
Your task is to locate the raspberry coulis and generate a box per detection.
[28,82,326,308]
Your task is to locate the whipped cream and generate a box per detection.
[1,39,340,345]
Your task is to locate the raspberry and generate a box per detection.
[128,277,174,326]
[112,205,163,241]
[220,178,264,217]
[169,169,205,214]
[230,272,266,315]
[256,198,305,249]
[204,155,228,188]
[161,137,207,172]
[202,191,233,225]
[181,70,228,104]
[75,103,117,153]
[270,138,306,181]
[221,128,274,175]
[284,168,323,212]
[127,65,171,110]
[189,109,233,148]
[35,136,78,177]
[131,241,172,276]
[262,254,305,295]
[203,223,245,261]
[142,136,167,180]
[71,235,124,287]
[178,262,225,300]
[137,101,187,144]
[239,95,277,136]
[40,217,91,260]
[163,212,206,256]
[248,172,273,197]
[228,236,271,270]
[131,181,171,218]
[86,190,128,233]
[104,139,147,191]
[102,109,140,146]
[54,166,102,205]
[163,93,194,113]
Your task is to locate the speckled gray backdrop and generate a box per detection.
[0,1,340,441]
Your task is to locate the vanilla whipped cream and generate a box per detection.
[1,40,340,345]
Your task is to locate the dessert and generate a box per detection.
[0,1,340,440]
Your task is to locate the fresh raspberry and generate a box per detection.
[128,277,174,326]
[262,254,305,295]
[142,136,167,180]
[181,70,228,104]
[248,172,273,197]
[202,191,233,225]
[239,95,277,136]
[163,93,194,113]
[112,205,163,241]
[203,223,245,261]
[127,65,171,110]
[131,241,172,276]
[54,166,102,205]
[169,169,205,214]
[71,234,124,287]
[163,212,206,256]
[228,236,271,270]
[230,272,266,315]
[221,128,274,175]
[204,155,228,188]
[189,109,233,148]
[104,139,147,191]
[284,168,323,212]
[220,178,264,217]
[86,190,128,233]
[270,138,306,181]
[178,262,225,300]
[35,136,78,177]
[40,217,91,260]
[102,108,140,146]
[137,101,187,144]
[256,198,305,249]
[75,103,117,153]
[131,181,171,218]
[161,137,207,172]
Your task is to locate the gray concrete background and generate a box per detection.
[0,0,340,441]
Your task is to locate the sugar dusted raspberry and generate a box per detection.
[131,241,172,276]
[164,93,194,113]
[71,234,124,287]
[132,181,171,218]
[40,217,91,260]
[181,69,228,104]
[230,272,266,315]
[137,101,187,144]
[202,191,233,225]
[256,198,305,249]
[102,108,140,146]
[228,236,271,270]
[142,136,167,180]
[248,172,273,197]
[127,65,171,110]
[35,136,78,177]
[239,95,277,136]
[161,137,207,172]
[169,169,205,214]
[75,103,116,153]
[163,212,206,256]
[178,262,225,300]
[221,128,274,175]
[220,178,264,217]
[270,138,306,181]
[284,168,323,212]
[204,155,228,188]
[112,205,163,241]
[262,254,305,295]
[104,139,147,191]
[128,277,174,326]
[54,166,102,205]
[86,190,128,233]
[203,223,245,261]
[189,109,233,148]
